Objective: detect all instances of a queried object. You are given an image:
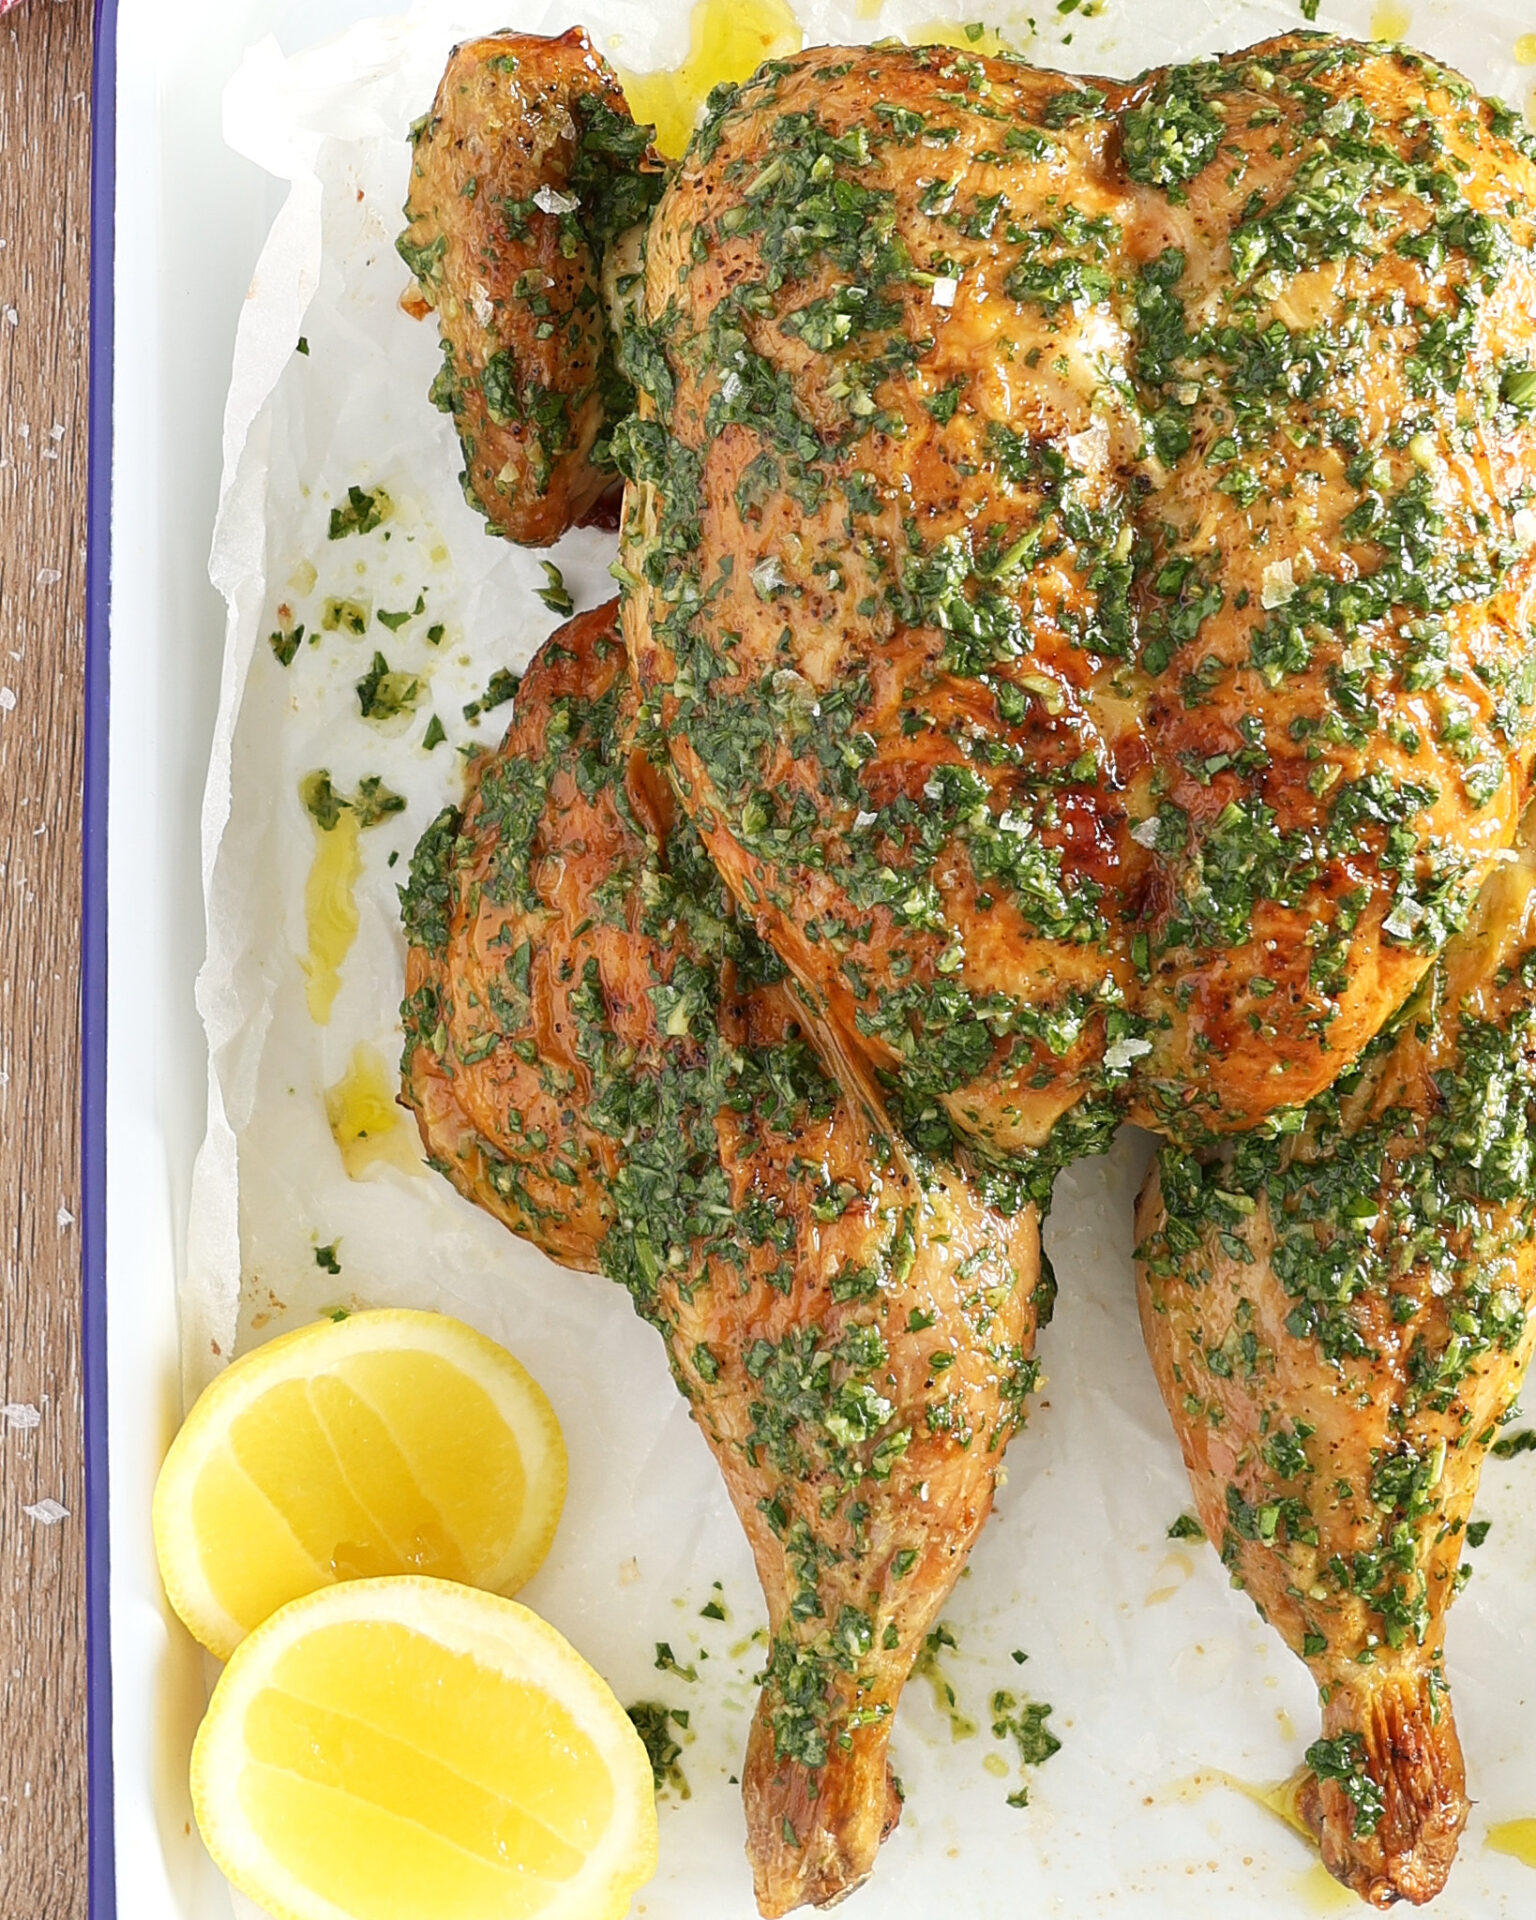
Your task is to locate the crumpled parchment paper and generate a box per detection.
[194,2,1536,1913]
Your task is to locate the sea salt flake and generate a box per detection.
[1,1404,40,1431]
[1063,423,1107,470]
[1130,816,1162,849]
[56,1206,74,1229]
[0,688,16,712]
[1103,1035,1154,1074]
[533,185,578,215]
[750,556,786,599]
[1260,558,1295,609]
[931,276,959,309]
[23,1499,68,1525]
[36,568,60,586]
[1383,895,1424,940]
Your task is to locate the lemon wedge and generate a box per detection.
[154,1309,566,1659]
[192,1576,657,1920]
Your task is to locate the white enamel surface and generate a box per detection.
[109,3,1536,1918]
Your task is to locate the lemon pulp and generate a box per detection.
[193,1581,656,1920]
[155,1310,565,1659]
[241,1621,609,1917]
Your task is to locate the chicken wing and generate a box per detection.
[1135,809,1536,1904]
[399,604,1045,1912]
[398,31,663,542]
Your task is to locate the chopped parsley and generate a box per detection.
[327,484,390,539]
[535,561,575,616]
[268,620,304,666]
[301,769,406,831]
[356,652,422,721]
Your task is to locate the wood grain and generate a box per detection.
[0,0,94,1909]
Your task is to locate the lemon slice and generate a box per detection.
[154,1309,566,1659]
[192,1576,657,1920]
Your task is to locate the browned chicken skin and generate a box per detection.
[395,26,1536,1912]
[399,605,1044,1914]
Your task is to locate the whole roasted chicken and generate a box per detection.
[397,24,1536,1912]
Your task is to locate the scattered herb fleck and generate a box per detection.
[269,621,304,666]
[463,667,520,724]
[535,560,575,616]
[356,651,422,721]
[654,1641,699,1682]
[328,484,390,540]
[322,598,370,636]
[627,1701,690,1796]
[301,769,406,829]
[378,593,426,632]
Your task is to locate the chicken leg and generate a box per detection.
[1135,810,1536,1904]
[399,604,1046,1911]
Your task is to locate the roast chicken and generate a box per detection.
[396,24,1536,1911]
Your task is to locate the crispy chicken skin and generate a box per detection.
[398,30,662,542]
[395,25,1536,1911]
[399,604,1044,1914]
[622,34,1536,1161]
[1135,810,1536,1905]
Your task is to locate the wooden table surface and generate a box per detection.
[0,0,94,1908]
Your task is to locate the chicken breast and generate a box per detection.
[620,33,1536,1168]
[1135,808,1536,1905]
[399,604,1045,1912]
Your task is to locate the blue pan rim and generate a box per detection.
[85,0,119,1913]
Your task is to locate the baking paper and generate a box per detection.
[195,2,1536,1913]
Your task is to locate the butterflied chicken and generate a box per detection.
[399,604,1045,1913]
[394,22,1536,1912]
[1135,807,1536,1905]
